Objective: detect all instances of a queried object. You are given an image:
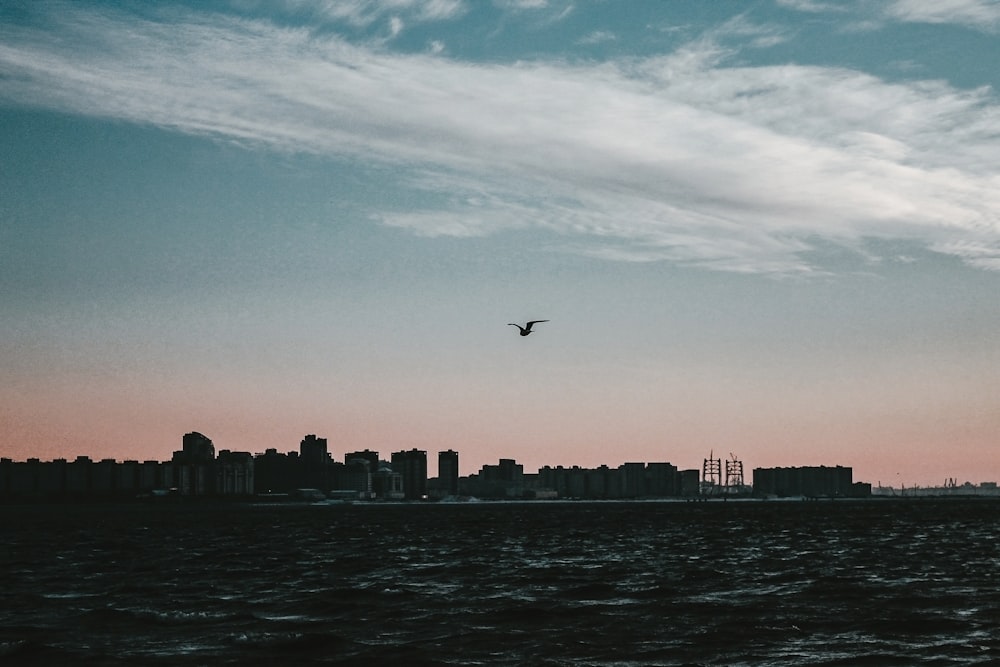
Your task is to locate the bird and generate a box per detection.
[508,320,549,336]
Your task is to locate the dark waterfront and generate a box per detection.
[2,499,998,666]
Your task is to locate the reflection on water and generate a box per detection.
[2,499,998,665]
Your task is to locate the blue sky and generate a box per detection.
[2,0,999,486]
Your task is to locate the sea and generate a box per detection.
[1,498,997,666]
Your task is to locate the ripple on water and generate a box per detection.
[2,499,999,665]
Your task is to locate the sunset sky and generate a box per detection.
[2,0,999,487]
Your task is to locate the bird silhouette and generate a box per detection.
[508,320,549,336]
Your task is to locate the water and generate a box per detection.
[2,498,998,666]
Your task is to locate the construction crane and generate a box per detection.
[725,452,744,489]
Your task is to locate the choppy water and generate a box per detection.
[2,498,998,666]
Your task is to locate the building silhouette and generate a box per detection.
[372,462,405,500]
[216,450,255,495]
[391,449,428,500]
[464,458,525,498]
[254,448,300,494]
[0,429,886,503]
[752,466,861,498]
[438,450,459,496]
[300,435,328,466]
[344,449,379,471]
[1,450,875,502]
[300,434,331,489]
[536,462,697,500]
[342,456,374,499]
[172,432,216,495]
[0,433,254,500]
[176,431,215,463]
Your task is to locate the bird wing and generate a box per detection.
[526,320,549,326]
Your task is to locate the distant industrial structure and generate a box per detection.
[701,451,751,497]
[873,479,1000,497]
[0,431,901,502]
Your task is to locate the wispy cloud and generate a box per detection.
[255,0,468,27]
[388,15,404,38]
[1,5,999,274]
[780,0,1000,34]
[774,0,842,12]
[493,0,575,26]
[885,0,1000,33]
[496,0,547,8]
[577,30,616,46]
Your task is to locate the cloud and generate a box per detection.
[660,16,788,64]
[493,0,575,26]
[577,30,616,46]
[780,0,1000,34]
[272,0,468,26]
[1,5,999,274]
[884,0,1000,33]
[388,15,404,37]
[774,0,844,12]
[495,0,553,10]
[932,240,1000,270]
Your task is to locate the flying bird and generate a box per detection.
[508,320,549,336]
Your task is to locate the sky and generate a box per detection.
[2,0,999,488]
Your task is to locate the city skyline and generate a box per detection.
[1,430,870,500]
[3,1,1000,488]
[2,430,994,493]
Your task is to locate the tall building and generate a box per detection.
[254,449,299,494]
[171,432,219,496]
[372,463,404,500]
[176,432,215,464]
[465,458,525,498]
[645,462,678,497]
[617,462,646,498]
[300,434,328,466]
[678,469,700,497]
[216,450,255,495]
[300,434,330,489]
[438,450,459,495]
[391,449,427,500]
[342,457,373,498]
